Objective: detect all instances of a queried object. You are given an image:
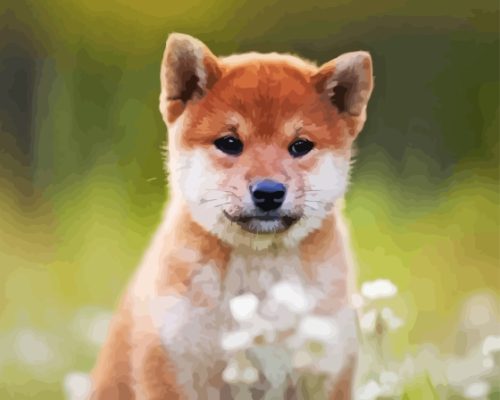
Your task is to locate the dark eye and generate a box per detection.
[214,135,243,156]
[288,139,314,157]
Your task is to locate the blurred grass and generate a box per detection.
[0,0,498,398]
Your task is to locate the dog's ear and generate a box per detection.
[313,51,373,117]
[160,33,222,123]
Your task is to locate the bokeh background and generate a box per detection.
[0,0,498,399]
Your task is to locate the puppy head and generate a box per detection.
[159,33,373,249]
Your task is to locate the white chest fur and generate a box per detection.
[150,248,357,399]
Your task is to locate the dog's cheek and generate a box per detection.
[306,153,350,207]
[175,150,230,233]
[178,150,220,205]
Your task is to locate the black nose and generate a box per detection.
[250,180,286,211]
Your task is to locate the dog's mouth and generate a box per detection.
[223,211,300,234]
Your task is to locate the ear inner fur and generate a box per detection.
[160,33,222,122]
[313,51,373,116]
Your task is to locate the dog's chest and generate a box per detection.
[154,251,314,389]
[158,251,308,344]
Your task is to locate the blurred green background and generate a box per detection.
[0,0,498,398]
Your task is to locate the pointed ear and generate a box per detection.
[159,33,222,123]
[313,51,373,116]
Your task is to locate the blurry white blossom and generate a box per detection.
[269,281,313,313]
[359,307,403,335]
[221,279,352,394]
[222,353,259,385]
[241,366,259,384]
[446,348,495,385]
[457,293,499,354]
[482,335,500,357]
[355,287,499,400]
[461,295,497,329]
[463,380,490,399]
[351,293,365,309]
[287,312,349,376]
[356,370,402,400]
[64,371,92,400]
[380,307,403,331]
[357,379,382,400]
[221,330,253,352]
[260,301,297,332]
[361,279,397,300]
[14,329,54,365]
[359,310,377,334]
[379,370,400,388]
[412,345,448,386]
[298,316,338,342]
[292,349,314,369]
[230,293,259,322]
[222,361,239,384]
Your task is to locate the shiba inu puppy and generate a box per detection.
[91,33,373,399]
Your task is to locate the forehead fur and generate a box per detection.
[181,53,348,145]
[214,54,319,112]
[221,52,317,70]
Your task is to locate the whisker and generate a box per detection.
[206,189,239,198]
[200,198,226,204]
[304,188,337,193]
[205,188,240,198]
[213,202,230,208]
[304,203,320,211]
[303,210,326,218]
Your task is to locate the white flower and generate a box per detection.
[361,279,398,300]
[292,349,314,368]
[380,370,399,385]
[381,307,403,330]
[230,293,259,322]
[359,310,377,333]
[446,350,493,386]
[482,335,500,357]
[357,380,382,400]
[463,380,490,399]
[379,370,401,396]
[286,313,346,376]
[260,300,297,332]
[14,329,54,365]
[248,316,277,344]
[221,330,252,352]
[222,353,259,385]
[222,360,240,384]
[351,293,365,309]
[270,281,312,313]
[64,372,92,400]
[241,366,259,384]
[222,366,238,383]
[298,316,338,342]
